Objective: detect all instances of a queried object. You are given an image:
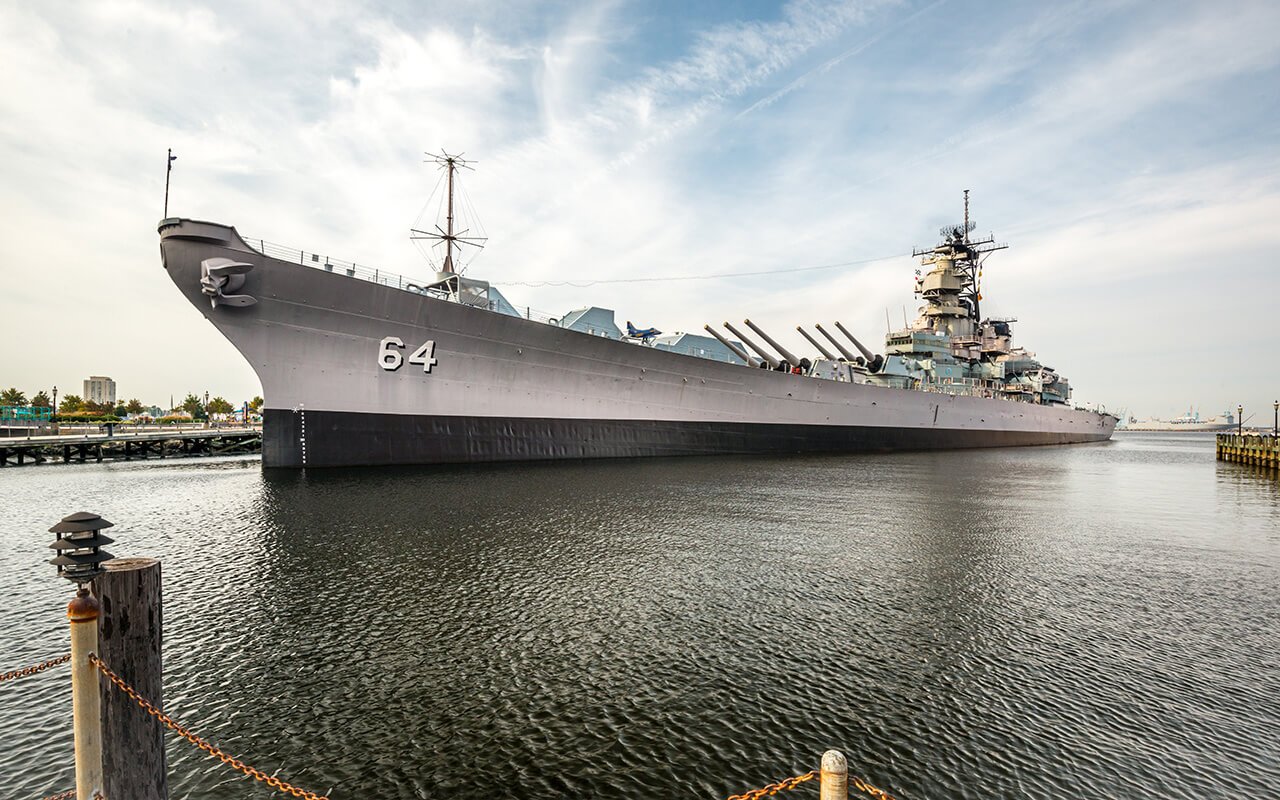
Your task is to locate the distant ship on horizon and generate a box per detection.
[1118,408,1236,432]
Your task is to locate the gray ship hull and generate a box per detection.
[161,219,1116,468]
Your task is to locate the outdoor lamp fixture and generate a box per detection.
[1273,400,1277,438]
[48,512,116,586]
[1238,404,1243,435]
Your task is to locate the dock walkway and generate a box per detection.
[0,427,261,466]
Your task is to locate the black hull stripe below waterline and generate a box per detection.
[263,409,1112,468]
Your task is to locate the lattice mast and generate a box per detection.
[410,151,487,276]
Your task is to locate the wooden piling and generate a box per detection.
[820,749,848,800]
[1217,433,1280,472]
[69,588,104,800]
[91,558,167,800]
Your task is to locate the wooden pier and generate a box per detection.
[0,427,261,467]
[1216,433,1280,471]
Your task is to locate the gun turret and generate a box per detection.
[796,327,837,361]
[723,322,781,370]
[814,323,858,362]
[833,321,877,362]
[703,325,760,367]
[743,319,799,367]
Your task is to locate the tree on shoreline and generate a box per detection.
[59,394,84,413]
[180,393,207,421]
[1,387,27,406]
[31,391,51,408]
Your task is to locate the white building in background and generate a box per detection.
[84,376,116,406]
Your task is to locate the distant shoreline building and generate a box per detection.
[84,376,117,407]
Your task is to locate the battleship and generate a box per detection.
[160,155,1116,467]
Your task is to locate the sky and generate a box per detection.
[2,0,1278,421]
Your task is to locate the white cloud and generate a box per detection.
[1,0,1277,419]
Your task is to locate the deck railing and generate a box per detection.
[243,236,566,326]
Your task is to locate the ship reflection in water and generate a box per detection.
[1,433,1276,799]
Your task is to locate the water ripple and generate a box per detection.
[1,437,1277,799]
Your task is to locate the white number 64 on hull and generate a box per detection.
[379,337,438,373]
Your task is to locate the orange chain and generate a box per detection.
[2,654,70,682]
[88,654,329,800]
[35,787,104,799]
[727,769,901,800]
[727,770,817,800]
[852,775,901,800]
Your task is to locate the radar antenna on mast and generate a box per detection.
[938,189,978,242]
[913,190,1008,323]
[410,151,488,275]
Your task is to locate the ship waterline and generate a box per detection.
[161,218,1113,468]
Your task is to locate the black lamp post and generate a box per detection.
[51,385,58,428]
[1273,400,1277,439]
[49,512,116,584]
[1237,404,1243,435]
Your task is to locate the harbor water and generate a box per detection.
[1,432,1277,799]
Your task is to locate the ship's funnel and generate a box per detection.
[703,325,760,367]
[834,321,877,362]
[723,322,781,369]
[796,327,837,361]
[743,319,799,367]
[814,324,858,362]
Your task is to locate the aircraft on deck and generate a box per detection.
[625,321,661,343]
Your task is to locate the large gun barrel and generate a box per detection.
[703,325,760,367]
[796,326,837,360]
[814,323,858,362]
[723,321,781,369]
[743,319,799,366]
[834,321,877,362]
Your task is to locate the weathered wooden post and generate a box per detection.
[68,588,105,799]
[91,558,167,800]
[820,749,848,800]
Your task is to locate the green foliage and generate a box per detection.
[207,396,234,415]
[158,414,192,424]
[250,395,264,411]
[30,391,51,409]
[1,387,27,405]
[181,393,203,415]
[52,411,122,423]
[59,394,84,412]
[125,398,145,415]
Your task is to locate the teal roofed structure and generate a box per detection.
[560,306,622,339]
[651,332,747,365]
